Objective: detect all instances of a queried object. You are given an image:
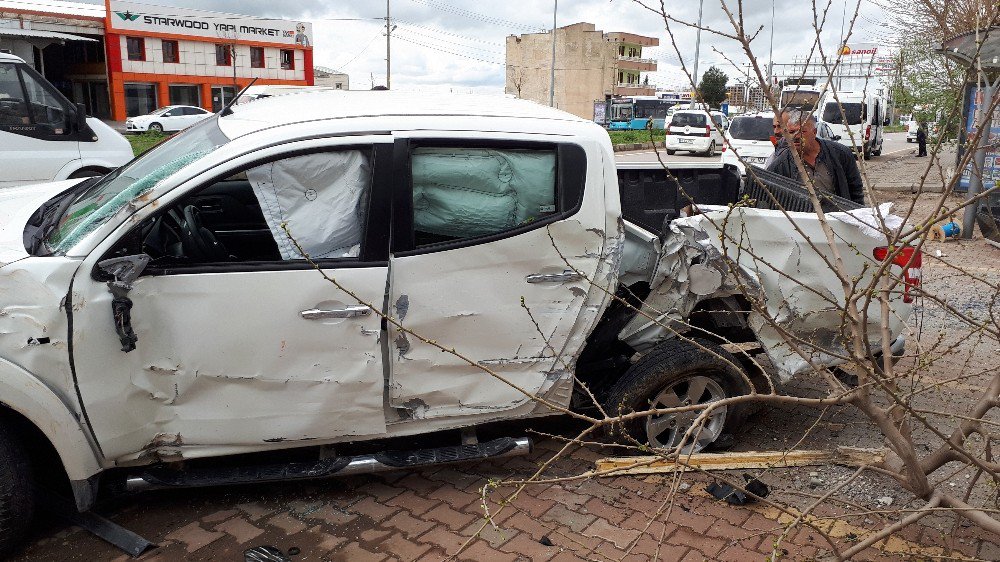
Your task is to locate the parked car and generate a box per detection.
[0,92,916,555]
[906,120,919,142]
[0,53,132,188]
[125,105,213,133]
[664,109,728,156]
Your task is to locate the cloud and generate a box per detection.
[72,0,893,93]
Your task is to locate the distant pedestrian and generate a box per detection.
[766,110,865,204]
[916,123,928,157]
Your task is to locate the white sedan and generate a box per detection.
[125,105,213,133]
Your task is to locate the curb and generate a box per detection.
[612,141,666,152]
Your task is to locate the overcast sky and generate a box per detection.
[76,0,893,93]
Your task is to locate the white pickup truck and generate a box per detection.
[0,92,916,553]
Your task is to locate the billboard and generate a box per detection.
[959,85,1000,193]
[108,1,312,47]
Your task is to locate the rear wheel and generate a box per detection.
[666,149,676,156]
[68,167,108,179]
[604,339,751,454]
[148,122,164,133]
[0,423,35,557]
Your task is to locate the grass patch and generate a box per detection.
[884,124,907,133]
[127,131,170,156]
[608,130,666,144]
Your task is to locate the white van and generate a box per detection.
[0,53,132,188]
[664,109,728,156]
[818,91,888,159]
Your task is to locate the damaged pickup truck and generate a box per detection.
[0,92,917,552]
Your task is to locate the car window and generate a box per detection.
[18,64,68,131]
[183,107,205,115]
[410,147,557,246]
[711,114,724,129]
[822,102,864,125]
[46,117,230,253]
[728,117,773,141]
[670,113,706,127]
[163,109,180,117]
[0,63,29,128]
[246,150,371,260]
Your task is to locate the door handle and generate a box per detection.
[300,306,372,320]
[526,270,584,284]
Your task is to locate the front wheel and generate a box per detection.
[0,423,35,557]
[604,339,751,454]
[148,122,164,133]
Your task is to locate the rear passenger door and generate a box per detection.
[386,138,610,420]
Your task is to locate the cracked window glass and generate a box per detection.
[410,147,556,246]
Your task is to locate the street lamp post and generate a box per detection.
[692,0,705,97]
[549,0,557,107]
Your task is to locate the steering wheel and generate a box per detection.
[181,205,230,261]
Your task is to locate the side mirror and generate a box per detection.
[75,103,87,132]
[98,254,150,352]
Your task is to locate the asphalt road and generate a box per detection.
[614,131,912,164]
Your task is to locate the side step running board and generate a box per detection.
[126,436,531,492]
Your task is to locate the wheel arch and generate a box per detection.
[0,359,103,504]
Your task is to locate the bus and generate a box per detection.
[608,96,679,130]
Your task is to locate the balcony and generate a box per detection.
[616,56,657,72]
[614,84,656,96]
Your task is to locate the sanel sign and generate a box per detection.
[107,1,312,47]
[840,44,878,56]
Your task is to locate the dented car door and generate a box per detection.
[69,142,393,462]
[385,138,613,420]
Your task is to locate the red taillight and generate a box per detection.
[705,126,712,137]
[865,125,872,141]
[873,246,922,303]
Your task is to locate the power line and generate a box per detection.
[393,34,504,65]
[395,27,503,56]
[336,29,384,69]
[406,0,545,32]
[394,19,504,46]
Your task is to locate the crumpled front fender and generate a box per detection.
[0,357,103,482]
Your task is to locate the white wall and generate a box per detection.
[118,36,305,82]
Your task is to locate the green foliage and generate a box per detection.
[698,66,729,109]
[607,130,667,144]
[127,131,169,156]
[889,39,963,138]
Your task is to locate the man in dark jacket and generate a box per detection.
[766,110,865,204]
[916,123,928,157]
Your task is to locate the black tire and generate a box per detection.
[666,149,676,156]
[68,167,108,179]
[0,423,35,557]
[604,339,751,453]
[148,122,164,133]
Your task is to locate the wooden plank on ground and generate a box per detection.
[593,446,887,476]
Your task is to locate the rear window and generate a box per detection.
[728,117,773,141]
[670,113,706,127]
[823,102,865,125]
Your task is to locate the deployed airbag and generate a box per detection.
[247,151,371,260]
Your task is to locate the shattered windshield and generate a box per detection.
[45,116,229,254]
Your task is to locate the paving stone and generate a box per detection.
[200,509,239,524]
[267,512,307,535]
[213,517,264,544]
[374,532,434,560]
[423,502,477,531]
[304,504,358,526]
[163,522,225,553]
[328,541,388,562]
[235,502,273,522]
[383,510,437,539]
[351,497,401,522]
[582,517,642,549]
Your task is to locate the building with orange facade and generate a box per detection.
[0,0,313,121]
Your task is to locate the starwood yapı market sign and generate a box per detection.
[108,1,312,46]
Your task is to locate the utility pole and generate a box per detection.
[692,0,704,102]
[549,0,557,107]
[766,0,774,84]
[386,0,391,89]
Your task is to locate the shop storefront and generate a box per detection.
[0,0,313,121]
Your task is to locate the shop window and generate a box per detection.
[169,84,200,107]
[280,49,294,70]
[126,37,145,61]
[162,40,179,64]
[124,83,157,117]
[216,44,232,66]
[250,47,265,68]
